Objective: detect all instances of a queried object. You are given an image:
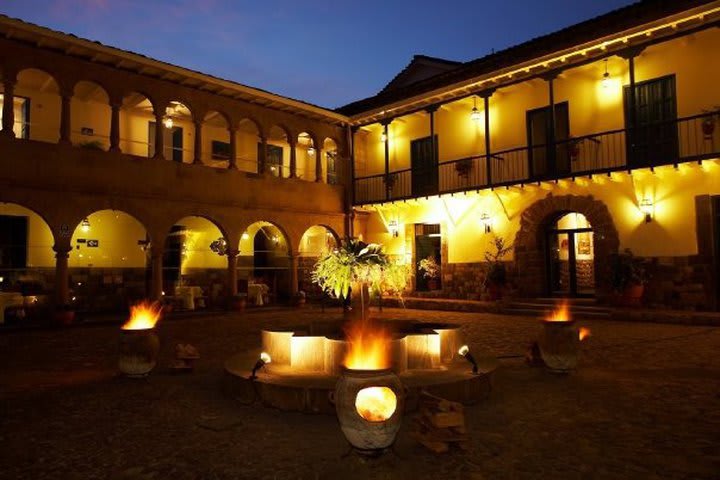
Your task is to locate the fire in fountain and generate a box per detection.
[538,301,591,373]
[119,301,162,377]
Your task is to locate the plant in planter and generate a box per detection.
[383,173,397,191]
[312,239,389,322]
[229,293,247,312]
[79,140,105,151]
[610,248,649,307]
[292,290,306,307]
[454,158,473,178]
[481,236,513,300]
[701,106,720,140]
[54,303,76,326]
[568,136,582,162]
[418,256,440,291]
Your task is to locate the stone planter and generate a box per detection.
[332,367,404,456]
[538,320,578,373]
[119,328,160,377]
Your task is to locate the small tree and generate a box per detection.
[482,236,513,292]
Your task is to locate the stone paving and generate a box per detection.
[1,307,719,480]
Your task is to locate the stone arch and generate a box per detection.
[297,224,340,255]
[513,194,619,298]
[71,80,111,149]
[238,220,293,302]
[15,68,61,143]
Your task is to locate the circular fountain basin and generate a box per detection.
[224,320,497,414]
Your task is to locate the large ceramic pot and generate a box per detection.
[538,320,578,373]
[119,328,160,377]
[332,368,404,456]
[622,284,644,307]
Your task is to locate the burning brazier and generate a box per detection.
[333,317,405,456]
[118,301,162,377]
[538,302,590,373]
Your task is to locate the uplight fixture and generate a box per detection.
[81,218,91,232]
[458,345,478,374]
[601,59,610,89]
[639,198,654,223]
[470,96,482,122]
[250,352,272,379]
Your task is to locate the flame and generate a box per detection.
[355,386,397,422]
[545,301,571,322]
[122,301,162,330]
[579,327,591,341]
[343,318,391,370]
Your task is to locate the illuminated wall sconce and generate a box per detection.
[81,218,91,232]
[162,116,174,129]
[601,59,610,89]
[307,144,316,156]
[480,213,492,233]
[388,220,399,238]
[241,232,250,240]
[639,198,654,223]
[470,96,482,122]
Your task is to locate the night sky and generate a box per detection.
[1,0,636,108]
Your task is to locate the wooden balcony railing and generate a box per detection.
[353,111,720,204]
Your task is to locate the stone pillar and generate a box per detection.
[53,246,71,305]
[150,246,164,301]
[153,108,165,160]
[259,136,268,174]
[193,120,203,164]
[289,138,297,178]
[59,88,72,145]
[1,77,16,138]
[227,248,239,296]
[289,253,299,296]
[109,100,121,152]
[228,127,238,169]
[315,146,323,182]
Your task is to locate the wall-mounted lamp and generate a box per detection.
[307,144,316,156]
[458,345,478,374]
[81,218,91,233]
[470,96,482,122]
[250,352,272,379]
[639,198,654,223]
[601,59,610,89]
[480,213,492,233]
[388,220,399,238]
[162,116,174,129]
[241,232,250,241]
[380,131,387,143]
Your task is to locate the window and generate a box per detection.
[0,215,28,269]
[258,143,283,177]
[0,94,30,139]
[327,150,338,185]
[211,140,231,160]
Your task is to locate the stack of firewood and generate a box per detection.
[413,391,469,453]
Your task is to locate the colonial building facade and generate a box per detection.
[0,0,719,316]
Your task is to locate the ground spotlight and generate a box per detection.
[458,345,478,374]
[250,352,272,380]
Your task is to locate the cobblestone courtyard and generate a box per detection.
[1,307,719,480]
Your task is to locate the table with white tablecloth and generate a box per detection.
[248,283,269,305]
[0,292,25,324]
[175,286,205,310]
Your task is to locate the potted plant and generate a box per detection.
[230,294,247,312]
[53,303,76,326]
[701,106,719,140]
[481,236,513,300]
[312,239,389,322]
[292,290,306,307]
[610,248,649,307]
[418,256,440,291]
[383,173,397,191]
[569,136,582,162]
[454,158,473,178]
[79,140,105,151]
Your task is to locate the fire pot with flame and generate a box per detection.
[539,301,580,373]
[119,302,162,377]
[333,317,404,456]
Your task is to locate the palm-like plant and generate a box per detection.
[312,239,389,301]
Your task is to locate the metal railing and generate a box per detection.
[353,111,720,204]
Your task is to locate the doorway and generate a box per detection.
[411,135,438,197]
[415,224,441,292]
[527,102,570,179]
[148,122,184,161]
[546,212,595,297]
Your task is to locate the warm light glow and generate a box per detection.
[380,132,387,143]
[470,106,482,122]
[639,198,654,222]
[480,213,492,233]
[307,146,315,156]
[241,232,249,240]
[355,386,397,422]
[81,218,90,232]
[162,116,174,129]
[545,301,571,322]
[458,344,469,356]
[260,352,272,363]
[579,327,591,341]
[122,301,162,330]
[343,318,392,370]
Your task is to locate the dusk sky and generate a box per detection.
[1,0,636,108]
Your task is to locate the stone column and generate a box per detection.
[153,107,165,160]
[193,120,203,164]
[59,87,73,145]
[150,245,164,301]
[227,248,239,296]
[258,136,268,174]
[1,77,16,138]
[228,127,238,169]
[289,253,299,296]
[289,138,297,178]
[109,100,121,152]
[53,246,71,305]
[315,146,323,182]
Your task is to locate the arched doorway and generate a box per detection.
[545,212,595,297]
[298,225,339,293]
[238,221,290,304]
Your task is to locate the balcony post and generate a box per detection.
[153,105,166,160]
[315,145,323,182]
[193,120,203,164]
[53,245,72,306]
[347,125,357,234]
[619,46,645,163]
[289,137,297,177]
[481,90,494,184]
[228,127,238,169]
[382,120,391,200]
[109,99,121,152]
[1,77,16,138]
[259,135,268,174]
[542,72,558,175]
[59,86,73,145]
